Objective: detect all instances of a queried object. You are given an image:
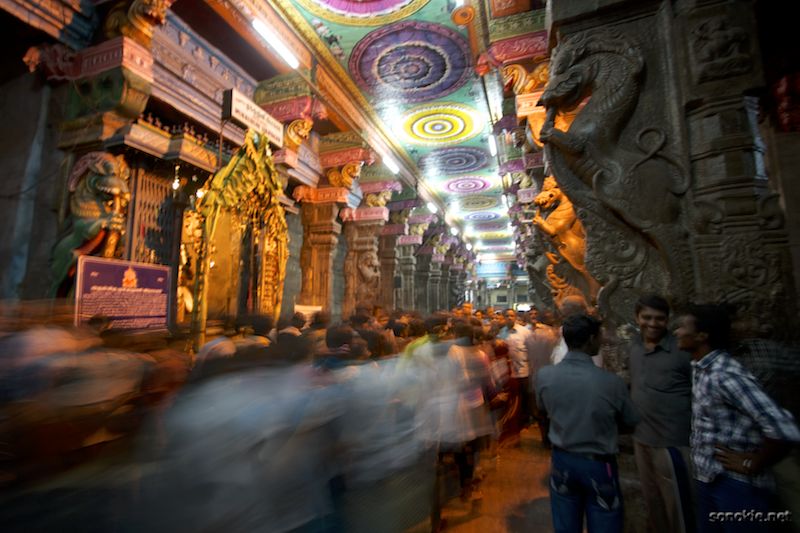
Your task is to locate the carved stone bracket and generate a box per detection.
[293,185,351,205]
[488,30,548,65]
[25,37,153,82]
[258,95,328,123]
[382,224,408,236]
[340,206,389,223]
[398,235,423,246]
[320,147,375,169]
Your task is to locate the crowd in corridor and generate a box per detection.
[1,296,799,533]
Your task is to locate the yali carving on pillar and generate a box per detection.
[532,176,600,303]
[538,28,691,320]
[327,161,363,189]
[285,118,313,151]
[50,152,131,296]
[104,0,174,47]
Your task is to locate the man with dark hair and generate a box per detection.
[676,304,800,533]
[629,294,693,533]
[536,314,639,533]
[499,309,533,440]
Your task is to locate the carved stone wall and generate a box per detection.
[0,75,68,300]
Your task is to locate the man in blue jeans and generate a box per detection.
[536,314,640,533]
[675,304,800,533]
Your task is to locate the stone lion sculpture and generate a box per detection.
[50,152,130,296]
[533,177,599,301]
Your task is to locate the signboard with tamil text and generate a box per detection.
[75,256,171,330]
[222,88,283,148]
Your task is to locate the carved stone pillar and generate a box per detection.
[678,4,798,329]
[439,263,452,311]
[415,254,433,314]
[298,202,341,309]
[341,207,389,319]
[397,241,419,311]
[378,234,399,310]
[428,262,442,312]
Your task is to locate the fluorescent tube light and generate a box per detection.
[252,19,300,69]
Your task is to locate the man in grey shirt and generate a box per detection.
[628,294,693,533]
[537,314,639,533]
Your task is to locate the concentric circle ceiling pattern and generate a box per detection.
[444,176,492,194]
[403,104,480,145]
[473,221,508,231]
[465,211,501,221]
[459,195,499,211]
[295,0,429,25]
[350,22,470,103]
[418,147,490,175]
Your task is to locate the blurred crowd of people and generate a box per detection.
[0,296,798,533]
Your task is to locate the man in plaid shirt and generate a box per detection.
[675,304,800,533]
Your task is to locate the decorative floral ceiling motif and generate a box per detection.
[402,103,481,145]
[444,176,492,194]
[465,211,501,221]
[459,195,499,211]
[282,0,542,263]
[418,146,491,175]
[294,0,429,26]
[473,221,508,231]
[349,21,470,103]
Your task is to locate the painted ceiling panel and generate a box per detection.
[285,0,521,256]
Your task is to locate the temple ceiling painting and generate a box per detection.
[283,0,515,260]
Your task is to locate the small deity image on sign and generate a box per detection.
[122,266,138,288]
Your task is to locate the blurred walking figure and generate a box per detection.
[536,315,639,533]
[497,309,532,444]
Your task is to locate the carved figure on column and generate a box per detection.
[533,177,600,302]
[409,222,429,236]
[539,28,691,320]
[104,0,173,47]
[50,152,131,296]
[390,208,412,225]
[365,190,393,207]
[285,118,313,151]
[327,161,363,189]
[356,250,381,304]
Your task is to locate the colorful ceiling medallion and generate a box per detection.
[479,231,512,239]
[482,238,511,246]
[465,211,501,221]
[418,146,491,175]
[402,103,481,145]
[459,195,499,211]
[295,0,429,26]
[444,176,492,194]
[350,21,470,103]
[473,221,507,231]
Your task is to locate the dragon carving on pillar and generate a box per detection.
[50,153,131,296]
[539,28,691,321]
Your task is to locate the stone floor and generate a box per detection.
[407,428,555,533]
